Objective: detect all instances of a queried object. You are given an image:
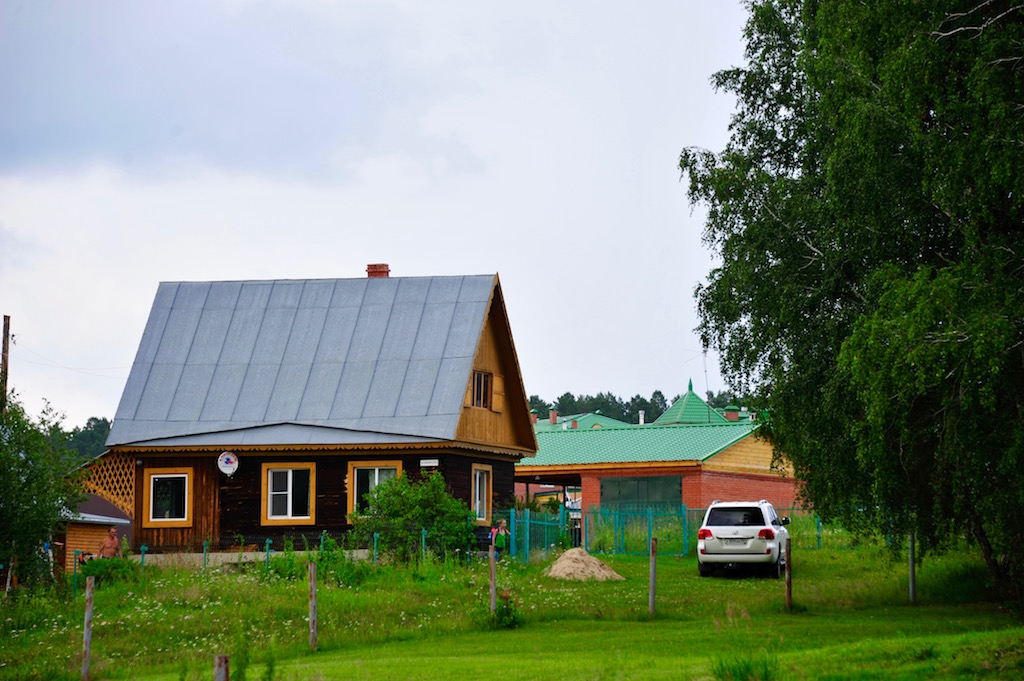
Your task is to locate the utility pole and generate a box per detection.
[1,315,9,417]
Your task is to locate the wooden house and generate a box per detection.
[84,266,536,551]
[516,381,796,512]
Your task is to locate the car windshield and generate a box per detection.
[706,507,765,526]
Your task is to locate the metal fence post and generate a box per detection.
[817,516,822,550]
[647,507,653,554]
[203,541,209,572]
[509,508,517,560]
[649,537,657,618]
[684,508,690,554]
[265,538,272,569]
[524,509,531,564]
[421,528,427,562]
[139,545,148,575]
[73,550,80,599]
[373,532,379,565]
[309,562,318,650]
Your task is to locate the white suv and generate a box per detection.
[697,500,790,578]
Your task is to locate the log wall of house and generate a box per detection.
[218,455,349,543]
[131,450,516,549]
[441,455,515,509]
[133,455,219,551]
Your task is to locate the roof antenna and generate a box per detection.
[703,350,711,423]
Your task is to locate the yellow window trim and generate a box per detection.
[142,467,194,529]
[471,463,493,526]
[260,462,317,527]
[346,460,403,517]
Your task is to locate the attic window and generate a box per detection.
[472,371,492,409]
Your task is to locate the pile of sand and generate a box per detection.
[545,548,625,581]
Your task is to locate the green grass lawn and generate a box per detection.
[2,545,1022,680]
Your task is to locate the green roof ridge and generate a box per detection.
[653,380,728,425]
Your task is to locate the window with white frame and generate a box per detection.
[261,463,315,525]
[472,463,492,523]
[142,467,193,528]
[348,462,401,514]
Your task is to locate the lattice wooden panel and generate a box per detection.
[84,451,135,518]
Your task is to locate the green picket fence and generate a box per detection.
[491,508,568,564]
[577,505,868,557]
[584,504,691,556]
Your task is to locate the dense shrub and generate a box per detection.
[78,556,141,586]
[348,472,473,563]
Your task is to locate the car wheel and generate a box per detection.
[698,561,712,578]
[767,557,782,579]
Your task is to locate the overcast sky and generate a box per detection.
[1,0,747,430]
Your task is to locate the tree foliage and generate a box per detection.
[681,0,1024,602]
[541,390,670,423]
[0,395,85,587]
[67,417,111,462]
[347,472,474,563]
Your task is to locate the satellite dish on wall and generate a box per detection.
[217,451,239,477]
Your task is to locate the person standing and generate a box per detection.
[98,527,122,559]
[490,518,509,560]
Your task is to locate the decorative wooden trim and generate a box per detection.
[471,463,493,526]
[345,460,403,517]
[141,467,193,529]
[491,374,504,413]
[83,451,135,518]
[110,440,534,456]
[260,462,316,527]
[516,461,702,476]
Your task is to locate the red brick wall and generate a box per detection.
[693,470,798,509]
[581,475,600,511]
[521,466,799,513]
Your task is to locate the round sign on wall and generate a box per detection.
[217,451,239,476]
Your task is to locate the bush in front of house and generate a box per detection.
[78,555,141,585]
[348,472,474,563]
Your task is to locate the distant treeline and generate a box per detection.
[528,390,743,425]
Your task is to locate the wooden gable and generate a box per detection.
[455,279,537,455]
[702,435,792,477]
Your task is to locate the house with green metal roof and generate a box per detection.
[516,381,795,512]
[531,409,632,432]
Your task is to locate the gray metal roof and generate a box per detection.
[106,275,498,448]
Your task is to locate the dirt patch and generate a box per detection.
[545,548,625,581]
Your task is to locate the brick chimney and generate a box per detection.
[571,419,578,429]
[367,263,390,278]
[530,409,538,425]
[725,404,740,421]
[549,409,557,425]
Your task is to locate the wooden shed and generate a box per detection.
[57,512,132,574]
